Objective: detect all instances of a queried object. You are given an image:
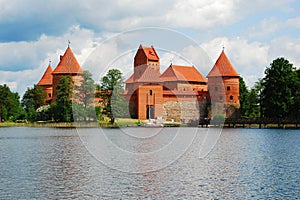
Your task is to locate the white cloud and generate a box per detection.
[0,25,99,95]
[166,0,239,29]
[270,36,300,68]
[248,18,282,39]
[286,17,300,27]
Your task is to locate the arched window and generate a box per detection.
[149,90,153,96]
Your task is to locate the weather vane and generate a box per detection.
[68,40,71,47]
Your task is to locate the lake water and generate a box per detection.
[0,127,299,199]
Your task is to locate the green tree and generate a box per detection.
[0,84,25,121]
[73,70,97,121]
[239,77,249,117]
[247,88,260,118]
[261,58,298,118]
[291,69,300,119]
[52,76,74,122]
[22,84,46,121]
[100,69,126,123]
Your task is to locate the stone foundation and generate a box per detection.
[163,101,207,123]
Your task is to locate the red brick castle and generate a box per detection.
[38,44,240,122]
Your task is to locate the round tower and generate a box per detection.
[207,49,240,118]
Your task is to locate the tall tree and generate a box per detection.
[0,84,25,121]
[73,70,97,121]
[22,84,46,122]
[261,58,298,118]
[100,69,126,123]
[239,77,249,117]
[291,69,300,119]
[247,88,260,118]
[52,76,74,122]
[22,84,46,110]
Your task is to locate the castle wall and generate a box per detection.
[208,77,239,105]
[208,76,240,118]
[136,85,163,119]
[163,100,206,123]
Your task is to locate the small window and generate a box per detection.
[215,86,218,91]
[149,90,153,96]
[227,86,231,91]
[219,96,223,100]
[230,95,233,100]
[48,93,51,97]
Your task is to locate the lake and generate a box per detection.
[0,127,299,199]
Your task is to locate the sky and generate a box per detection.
[0,0,300,96]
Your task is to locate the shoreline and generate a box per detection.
[0,121,299,129]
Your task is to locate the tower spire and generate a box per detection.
[68,40,71,47]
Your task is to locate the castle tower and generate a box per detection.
[125,45,163,119]
[207,49,240,118]
[52,46,83,101]
[37,63,53,102]
[134,44,160,79]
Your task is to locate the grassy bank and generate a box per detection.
[0,118,143,128]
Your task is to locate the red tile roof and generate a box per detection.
[52,47,83,74]
[139,44,159,61]
[125,74,134,83]
[126,66,163,84]
[134,66,163,83]
[207,50,239,77]
[161,64,207,83]
[38,64,53,86]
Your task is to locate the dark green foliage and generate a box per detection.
[36,105,52,121]
[52,76,74,122]
[239,77,261,118]
[261,58,299,118]
[0,84,25,122]
[73,71,97,121]
[99,69,127,123]
[22,84,46,110]
[239,77,249,117]
[21,84,46,121]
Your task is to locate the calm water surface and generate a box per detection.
[0,127,299,199]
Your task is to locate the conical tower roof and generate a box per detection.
[52,46,83,74]
[38,64,53,85]
[207,50,239,77]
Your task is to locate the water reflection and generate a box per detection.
[0,127,299,199]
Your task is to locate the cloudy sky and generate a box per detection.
[1,0,299,96]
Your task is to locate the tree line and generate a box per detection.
[0,69,126,123]
[0,57,299,123]
[239,57,300,119]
